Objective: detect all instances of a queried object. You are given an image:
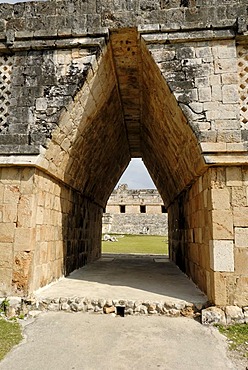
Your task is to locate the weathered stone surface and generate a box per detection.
[244,307,248,324]
[0,0,247,309]
[209,240,234,272]
[225,305,245,325]
[201,307,226,325]
[103,306,115,314]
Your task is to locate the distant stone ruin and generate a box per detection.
[102,185,168,235]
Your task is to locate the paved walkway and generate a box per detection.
[0,313,240,370]
[35,254,207,305]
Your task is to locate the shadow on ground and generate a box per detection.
[36,254,207,304]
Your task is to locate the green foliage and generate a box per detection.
[102,234,168,254]
[217,324,248,358]
[0,298,10,314]
[0,318,22,360]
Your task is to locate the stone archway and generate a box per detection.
[0,0,247,307]
[10,30,207,300]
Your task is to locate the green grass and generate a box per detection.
[102,234,168,254]
[217,324,248,358]
[0,318,22,361]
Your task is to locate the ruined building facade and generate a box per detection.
[102,184,168,235]
[0,0,247,306]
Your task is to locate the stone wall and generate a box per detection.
[0,167,102,296]
[0,0,247,305]
[169,171,212,302]
[103,185,168,235]
[169,167,248,306]
[0,0,246,43]
[103,213,168,235]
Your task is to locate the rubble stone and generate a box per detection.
[225,306,245,325]
[201,307,226,325]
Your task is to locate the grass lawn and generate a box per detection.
[217,324,248,358]
[102,234,168,254]
[0,318,22,361]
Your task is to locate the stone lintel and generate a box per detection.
[204,154,248,166]
[0,27,239,53]
[1,36,107,53]
[142,28,235,44]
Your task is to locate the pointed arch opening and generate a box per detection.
[31,28,211,300]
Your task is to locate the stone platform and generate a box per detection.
[32,254,207,315]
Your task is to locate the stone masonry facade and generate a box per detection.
[102,184,168,235]
[0,0,247,307]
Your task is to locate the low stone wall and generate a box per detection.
[102,214,168,236]
[0,296,202,319]
[1,296,247,326]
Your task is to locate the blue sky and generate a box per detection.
[117,158,155,189]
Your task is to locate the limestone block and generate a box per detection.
[20,168,35,194]
[212,43,236,59]
[188,102,203,113]
[226,142,246,151]
[39,242,48,264]
[214,59,237,74]
[221,73,238,85]
[231,187,247,207]
[201,306,226,325]
[4,185,20,204]
[212,210,233,239]
[226,167,242,186]
[188,242,199,264]
[0,268,12,295]
[235,227,248,247]
[211,188,230,210]
[0,223,15,243]
[0,243,13,268]
[217,130,241,143]
[36,98,47,111]
[3,203,18,223]
[200,142,226,153]
[231,277,248,307]
[0,168,22,183]
[17,195,35,228]
[36,206,44,225]
[211,85,222,101]
[198,87,211,102]
[195,46,212,60]
[233,207,248,227]
[225,306,244,325]
[14,228,36,251]
[234,247,248,274]
[222,85,239,104]
[195,77,209,88]
[210,240,234,272]
[209,74,221,86]
[205,102,239,120]
[243,169,248,186]
[212,271,227,306]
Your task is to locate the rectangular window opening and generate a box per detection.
[161,205,167,214]
[120,205,126,213]
[140,205,146,213]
